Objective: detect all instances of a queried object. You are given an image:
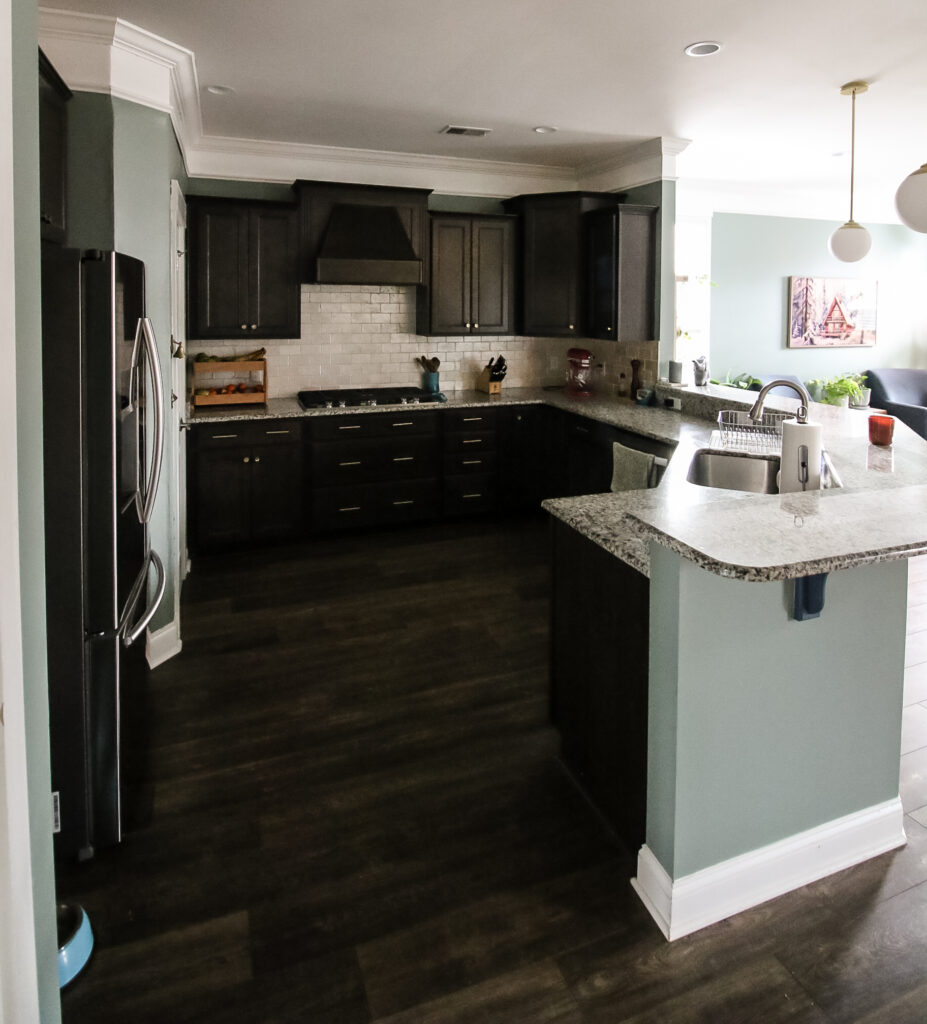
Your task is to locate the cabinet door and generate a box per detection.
[429,217,471,334]
[249,205,300,338]
[193,446,251,549]
[249,443,304,542]
[521,201,580,337]
[498,405,548,511]
[471,218,514,335]
[38,51,71,243]
[189,203,250,339]
[585,208,617,339]
[615,206,657,342]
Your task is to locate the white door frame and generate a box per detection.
[0,0,44,1017]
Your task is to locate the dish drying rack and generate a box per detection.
[713,409,790,455]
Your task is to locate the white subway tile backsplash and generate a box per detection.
[190,284,658,398]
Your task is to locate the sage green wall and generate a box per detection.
[65,91,114,249]
[14,0,60,1018]
[710,212,927,384]
[112,97,185,632]
[648,544,907,878]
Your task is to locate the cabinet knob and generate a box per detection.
[606,326,612,332]
[250,324,257,330]
[466,322,471,329]
[243,456,250,463]
[254,456,261,463]
[240,324,247,330]
[569,324,575,330]
[473,323,479,329]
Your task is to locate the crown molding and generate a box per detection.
[577,136,691,191]
[37,8,676,197]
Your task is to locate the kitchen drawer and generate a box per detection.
[311,478,440,531]
[308,410,439,441]
[443,407,497,432]
[444,430,496,455]
[444,451,497,476]
[194,420,300,450]
[310,436,440,486]
[444,474,497,516]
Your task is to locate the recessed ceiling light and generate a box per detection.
[205,85,235,96]
[533,126,558,134]
[684,41,722,57]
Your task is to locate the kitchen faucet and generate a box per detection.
[748,379,811,425]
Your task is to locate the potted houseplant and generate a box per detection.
[819,373,864,408]
[848,372,871,408]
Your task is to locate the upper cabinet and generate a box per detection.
[421,214,515,335]
[39,49,72,244]
[187,198,300,340]
[503,192,614,337]
[293,180,431,284]
[585,205,658,342]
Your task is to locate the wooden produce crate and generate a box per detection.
[192,359,267,406]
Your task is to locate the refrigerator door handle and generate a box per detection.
[121,549,165,648]
[136,317,165,525]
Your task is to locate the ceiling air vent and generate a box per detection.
[439,125,493,138]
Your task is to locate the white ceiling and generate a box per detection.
[39,0,927,222]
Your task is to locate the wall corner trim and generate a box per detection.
[146,620,182,669]
[632,796,906,941]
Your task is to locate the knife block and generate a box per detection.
[477,368,502,395]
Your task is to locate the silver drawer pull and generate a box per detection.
[264,429,290,436]
[392,421,414,427]
[392,499,415,506]
[338,424,362,431]
[211,433,238,439]
[462,416,483,422]
[462,493,482,499]
[462,459,482,465]
[393,456,414,462]
[462,439,483,445]
[339,460,362,467]
[338,506,361,512]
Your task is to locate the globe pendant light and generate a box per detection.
[829,81,871,263]
[895,162,927,232]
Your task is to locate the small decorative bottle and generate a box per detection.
[630,359,642,398]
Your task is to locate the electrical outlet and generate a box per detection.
[663,396,682,411]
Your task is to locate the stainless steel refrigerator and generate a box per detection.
[42,246,165,861]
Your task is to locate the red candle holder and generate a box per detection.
[868,414,894,446]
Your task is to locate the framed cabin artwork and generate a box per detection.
[788,276,877,348]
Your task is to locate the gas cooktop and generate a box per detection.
[297,386,447,410]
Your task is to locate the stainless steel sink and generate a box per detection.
[686,448,843,493]
[687,449,780,493]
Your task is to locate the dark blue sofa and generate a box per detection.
[866,369,927,440]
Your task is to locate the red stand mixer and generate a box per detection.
[566,347,595,398]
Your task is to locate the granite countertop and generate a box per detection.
[184,383,927,582]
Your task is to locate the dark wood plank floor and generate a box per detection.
[58,519,927,1023]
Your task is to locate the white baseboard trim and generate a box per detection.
[146,619,182,669]
[631,796,906,941]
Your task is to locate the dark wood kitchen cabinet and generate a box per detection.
[550,518,650,851]
[503,192,614,337]
[498,404,555,512]
[421,214,515,335]
[189,420,303,550]
[187,197,300,340]
[39,49,72,243]
[443,406,498,515]
[307,410,441,531]
[585,205,658,341]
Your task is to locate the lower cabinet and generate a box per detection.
[550,518,650,851]
[307,410,442,531]
[443,406,498,516]
[189,420,303,551]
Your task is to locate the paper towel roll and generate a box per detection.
[779,419,822,492]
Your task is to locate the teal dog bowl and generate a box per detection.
[57,903,93,988]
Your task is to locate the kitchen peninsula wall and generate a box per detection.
[193,283,659,397]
